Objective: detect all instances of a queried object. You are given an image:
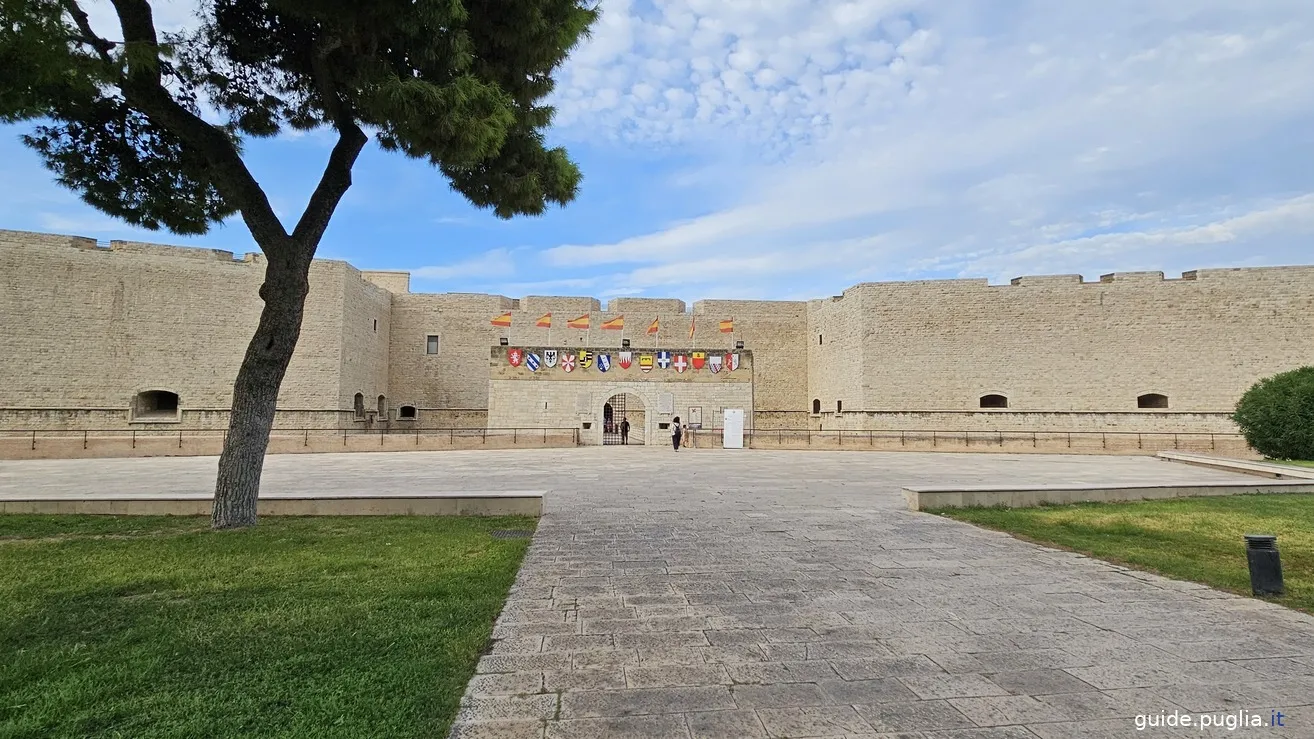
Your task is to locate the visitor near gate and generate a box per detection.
[671,417,682,451]
[620,418,630,445]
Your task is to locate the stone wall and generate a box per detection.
[838,269,1314,414]
[0,229,368,429]
[5,228,1313,449]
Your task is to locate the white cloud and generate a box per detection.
[412,249,516,281]
[537,0,1314,296]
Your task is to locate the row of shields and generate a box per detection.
[508,348,742,374]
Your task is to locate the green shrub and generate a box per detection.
[1233,366,1314,461]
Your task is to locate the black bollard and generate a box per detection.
[1244,534,1284,596]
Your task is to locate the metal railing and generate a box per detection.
[0,426,582,450]
[695,427,1246,452]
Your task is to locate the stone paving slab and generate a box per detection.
[3,448,1311,737]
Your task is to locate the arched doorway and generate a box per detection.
[602,392,646,445]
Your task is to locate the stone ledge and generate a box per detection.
[1157,451,1314,480]
[0,491,544,517]
[903,480,1314,511]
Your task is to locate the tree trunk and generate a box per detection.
[211,247,314,529]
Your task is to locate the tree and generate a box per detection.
[1232,366,1314,461]
[0,0,596,528]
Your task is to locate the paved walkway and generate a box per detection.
[4,449,1312,737]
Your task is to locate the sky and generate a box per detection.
[3,0,1313,304]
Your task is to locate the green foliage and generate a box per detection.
[0,0,596,235]
[0,514,534,738]
[1232,366,1314,461]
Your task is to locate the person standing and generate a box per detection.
[671,416,682,451]
[620,418,630,445]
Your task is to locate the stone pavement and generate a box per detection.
[3,448,1312,737]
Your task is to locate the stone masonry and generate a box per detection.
[3,228,1313,442]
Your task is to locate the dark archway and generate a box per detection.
[1138,393,1168,409]
[602,393,645,445]
[980,394,1009,409]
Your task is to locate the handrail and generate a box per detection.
[0,426,584,450]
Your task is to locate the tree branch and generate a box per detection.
[290,37,368,246]
[108,0,290,249]
[62,0,115,64]
[292,125,367,246]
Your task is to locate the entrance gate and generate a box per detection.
[602,393,645,445]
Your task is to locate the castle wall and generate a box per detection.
[0,229,360,429]
[339,270,392,416]
[827,269,1314,417]
[4,228,1314,446]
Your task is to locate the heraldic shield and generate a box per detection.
[639,354,654,372]
[618,351,633,369]
[692,351,706,370]
[508,348,523,367]
[597,353,612,372]
[544,349,558,367]
[708,354,723,373]
[657,350,672,369]
[561,353,576,372]
[525,352,541,372]
[579,350,594,369]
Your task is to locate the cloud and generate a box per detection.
[411,249,516,281]
[534,0,1314,296]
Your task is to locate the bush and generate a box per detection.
[1233,366,1314,460]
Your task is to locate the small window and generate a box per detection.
[980,394,1008,409]
[812,399,821,414]
[426,335,440,354]
[836,400,843,413]
[1138,393,1168,409]
[354,393,365,419]
[819,334,823,345]
[373,319,378,332]
[134,390,180,420]
[377,395,387,419]
[399,405,417,420]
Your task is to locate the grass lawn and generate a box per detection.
[0,514,534,739]
[931,494,1313,614]
[1276,460,1314,468]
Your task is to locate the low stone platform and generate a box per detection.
[903,479,1314,510]
[1159,451,1314,480]
[0,490,544,517]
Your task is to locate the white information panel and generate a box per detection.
[722,408,745,449]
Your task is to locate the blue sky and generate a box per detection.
[3,0,1314,304]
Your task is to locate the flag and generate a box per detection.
[601,315,624,331]
[490,312,512,327]
[535,313,552,328]
[719,318,734,333]
[647,317,659,335]
[567,314,590,329]
[688,317,695,340]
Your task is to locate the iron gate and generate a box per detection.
[602,394,627,445]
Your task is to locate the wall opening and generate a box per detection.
[354,393,365,419]
[1138,393,1169,409]
[426,335,440,354]
[133,390,180,421]
[819,334,823,345]
[979,394,1009,409]
[398,405,417,420]
[377,395,387,419]
[373,318,378,332]
[812,399,821,414]
[836,400,843,413]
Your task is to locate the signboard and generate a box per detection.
[689,406,703,430]
[722,408,745,449]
